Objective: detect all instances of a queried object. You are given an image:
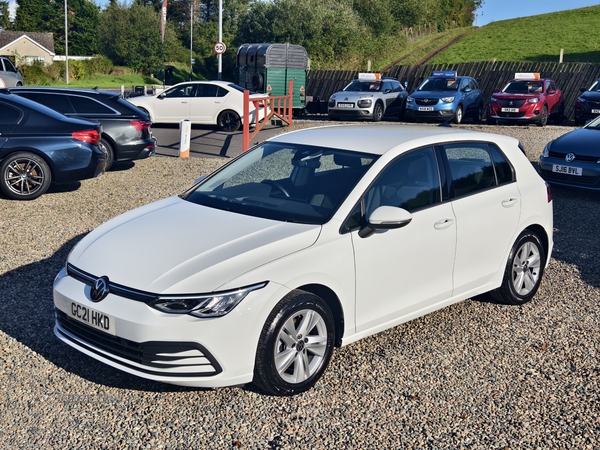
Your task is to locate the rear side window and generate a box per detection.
[69,96,115,114]
[0,102,22,124]
[444,143,514,198]
[17,92,75,114]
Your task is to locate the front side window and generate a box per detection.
[16,93,75,114]
[364,147,441,216]
[183,142,378,225]
[164,84,195,98]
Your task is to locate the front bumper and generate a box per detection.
[404,107,456,121]
[488,104,543,123]
[538,156,600,190]
[328,107,374,120]
[53,267,285,388]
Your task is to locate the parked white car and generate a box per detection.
[53,124,553,395]
[0,57,23,87]
[127,80,265,132]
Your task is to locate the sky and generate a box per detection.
[6,0,600,26]
[474,0,599,26]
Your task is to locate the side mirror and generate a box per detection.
[547,89,556,95]
[580,87,587,93]
[464,87,472,93]
[158,93,166,99]
[494,88,500,93]
[358,206,413,238]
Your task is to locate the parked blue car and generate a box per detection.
[0,91,105,200]
[404,71,484,124]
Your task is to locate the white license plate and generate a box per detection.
[592,109,600,114]
[337,103,354,108]
[501,107,520,113]
[67,301,116,335]
[418,107,434,111]
[552,164,582,176]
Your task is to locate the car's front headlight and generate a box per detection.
[528,98,540,103]
[406,97,414,103]
[328,98,335,107]
[357,99,372,108]
[441,96,455,103]
[542,141,551,158]
[150,282,268,318]
[490,96,498,103]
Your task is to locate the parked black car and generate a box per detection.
[0,91,105,200]
[574,78,600,126]
[9,87,155,170]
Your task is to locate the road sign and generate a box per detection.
[214,42,226,55]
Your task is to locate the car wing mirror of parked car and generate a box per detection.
[580,87,587,93]
[494,88,500,93]
[547,89,556,95]
[358,206,413,238]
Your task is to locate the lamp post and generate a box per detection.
[218,0,222,80]
[190,0,193,80]
[64,0,69,84]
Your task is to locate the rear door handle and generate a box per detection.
[434,218,454,230]
[502,198,518,208]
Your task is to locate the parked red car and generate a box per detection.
[487,73,564,126]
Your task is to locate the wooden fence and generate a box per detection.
[306,61,600,121]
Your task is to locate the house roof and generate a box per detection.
[0,31,55,54]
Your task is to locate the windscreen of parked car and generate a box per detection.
[182,142,378,225]
[502,81,543,94]
[416,78,459,92]
[342,80,382,92]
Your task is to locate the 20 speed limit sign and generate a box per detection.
[214,42,226,54]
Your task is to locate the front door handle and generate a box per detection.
[434,218,454,230]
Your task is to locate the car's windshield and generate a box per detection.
[182,142,378,225]
[503,81,543,94]
[343,80,382,92]
[588,80,600,92]
[417,78,459,92]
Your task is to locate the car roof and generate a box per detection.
[8,86,119,97]
[268,124,516,156]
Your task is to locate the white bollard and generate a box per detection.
[179,119,191,158]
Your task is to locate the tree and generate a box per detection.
[98,2,187,74]
[13,0,50,31]
[0,1,10,30]
[50,0,101,55]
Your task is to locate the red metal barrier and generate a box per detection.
[243,80,294,152]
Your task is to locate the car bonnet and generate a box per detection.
[68,196,321,294]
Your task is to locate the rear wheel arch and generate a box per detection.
[296,284,344,347]
[524,224,550,265]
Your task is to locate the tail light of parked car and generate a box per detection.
[72,129,100,146]
[130,120,152,131]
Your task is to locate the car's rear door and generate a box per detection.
[442,142,521,296]
[189,83,225,123]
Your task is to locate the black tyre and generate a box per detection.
[537,105,548,127]
[372,103,383,122]
[253,290,335,396]
[486,117,497,125]
[0,151,52,200]
[491,231,545,305]
[453,105,463,124]
[98,137,115,171]
[218,110,241,132]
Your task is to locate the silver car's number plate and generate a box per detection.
[67,301,116,335]
[337,103,354,108]
[418,107,434,111]
[501,107,520,113]
[552,164,582,176]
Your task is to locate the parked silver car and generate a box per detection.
[0,57,24,87]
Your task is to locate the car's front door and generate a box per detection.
[154,83,195,123]
[351,147,456,335]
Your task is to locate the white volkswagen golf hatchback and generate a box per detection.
[53,125,553,395]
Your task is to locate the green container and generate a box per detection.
[236,43,309,112]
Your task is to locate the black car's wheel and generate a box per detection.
[98,137,115,171]
[453,105,464,124]
[537,105,548,127]
[491,231,545,305]
[372,103,383,122]
[0,151,52,200]
[218,110,241,132]
[253,290,335,396]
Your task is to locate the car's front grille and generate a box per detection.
[497,99,526,107]
[415,98,439,106]
[56,309,222,377]
[548,151,600,163]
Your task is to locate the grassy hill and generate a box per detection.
[429,5,600,64]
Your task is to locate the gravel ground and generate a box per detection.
[1,122,599,449]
